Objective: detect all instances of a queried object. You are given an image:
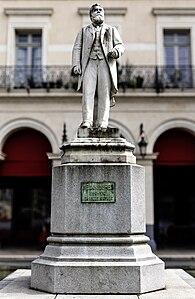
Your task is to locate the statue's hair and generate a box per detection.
[89,3,104,16]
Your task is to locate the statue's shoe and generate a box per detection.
[80,121,92,128]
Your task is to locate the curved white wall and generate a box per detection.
[0,118,59,153]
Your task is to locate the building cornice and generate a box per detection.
[152,8,195,16]
[4,8,54,16]
[78,7,127,16]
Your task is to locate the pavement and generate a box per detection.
[0,269,195,298]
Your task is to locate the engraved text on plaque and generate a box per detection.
[81,182,116,203]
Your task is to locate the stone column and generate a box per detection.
[31,128,165,294]
[137,153,158,250]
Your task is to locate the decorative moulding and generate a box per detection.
[4,8,54,16]
[152,8,195,16]
[47,152,61,160]
[78,7,127,16]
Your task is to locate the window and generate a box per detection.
[15,30,42,87]
[164,30,191,66]
[163,30,192,87]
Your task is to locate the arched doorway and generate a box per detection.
[0,128,52,248]
[153,128,195,248]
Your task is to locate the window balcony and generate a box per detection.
[118,65,194,93]
[0,65,194,93]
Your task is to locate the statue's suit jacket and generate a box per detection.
[72,23,125,97]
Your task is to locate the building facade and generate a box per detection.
[0,0,195,249]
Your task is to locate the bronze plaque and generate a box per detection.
[81,181,116,203]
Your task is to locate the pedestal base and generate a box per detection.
[32,261,164,294]
[31,235,165,294]
[31,134,165,294]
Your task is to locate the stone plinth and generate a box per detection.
[3,269,195,299]
[31,128,165,294]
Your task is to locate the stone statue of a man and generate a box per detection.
[72,3,125,130]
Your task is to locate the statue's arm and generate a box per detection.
[72,28,83,75]
[108,27,125,59]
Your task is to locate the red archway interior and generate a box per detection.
[154,129,195,165]
[0,128,52,176]
[153,129,195,248]
[0,128,52,247]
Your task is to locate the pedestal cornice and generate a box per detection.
[60,127,136,164]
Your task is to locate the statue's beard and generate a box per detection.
[91,15,104,25]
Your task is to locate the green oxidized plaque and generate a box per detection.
[81,181,116,203]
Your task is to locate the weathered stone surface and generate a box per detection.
[31,259,164,294]
[50,163,145,234]
[42,235,153,262]
[60,137,136,164]
[77,127,120,138]
[4,269,195,298]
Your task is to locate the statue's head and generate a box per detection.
[89,3,104,25]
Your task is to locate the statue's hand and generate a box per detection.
[73,65,81,75]
[108,48,119,59]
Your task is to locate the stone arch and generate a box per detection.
[149,119,195,153]
[0,118,59,153]
[109,119,136,144]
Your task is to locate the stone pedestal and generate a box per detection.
[31,128,165,294]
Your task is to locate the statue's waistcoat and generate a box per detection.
[90,30,104,60]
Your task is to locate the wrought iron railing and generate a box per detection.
[0,65,194,93]
[118,65,194,93]
[0,66,77,92]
